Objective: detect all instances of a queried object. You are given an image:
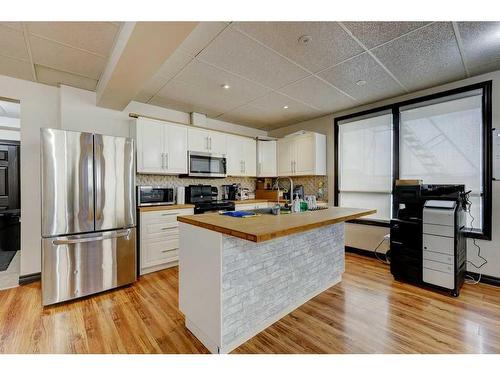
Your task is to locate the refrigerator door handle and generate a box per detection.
[94,134,104,223]
[52,229,131,245]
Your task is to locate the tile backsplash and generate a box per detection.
[276,175,328,200]
[136,174,328,201]
[136,174,257,200]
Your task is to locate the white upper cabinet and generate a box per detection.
[277,132,326,176]
[257,140,277,177]
[226,135,256,176]
[188,128,227,155]
[134,118,188,175]
[277,137,294,176]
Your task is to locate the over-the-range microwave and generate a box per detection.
[187,151,227,178]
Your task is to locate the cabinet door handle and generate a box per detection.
[161,212,178,216]
[206,136,209,150]
[243,160,246,174]
[259,162,262,175]
[161,153,165,169]
[165,152,169,170]
[209,137,212,150]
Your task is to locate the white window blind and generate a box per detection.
[339,112,393,220]
[400,93,483,231]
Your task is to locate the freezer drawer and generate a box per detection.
[42,228,136,306]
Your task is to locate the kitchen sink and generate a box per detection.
[249,206,328,215]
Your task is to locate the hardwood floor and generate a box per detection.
[1,253,500,353]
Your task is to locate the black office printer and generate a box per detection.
[390,182,467,296]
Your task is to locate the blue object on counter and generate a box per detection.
[221,210,257,218]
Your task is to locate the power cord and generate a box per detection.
[374,234,390,265]
[463,191,487,285]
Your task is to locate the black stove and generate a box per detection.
[185,184,235,214]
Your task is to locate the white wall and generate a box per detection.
[270,69,500,279]
[0,77,267,277]
[60,85,267,138]
[0,75,60,276]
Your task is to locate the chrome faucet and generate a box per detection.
[273,176,293,208]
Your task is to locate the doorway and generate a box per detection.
[0,98,20,290]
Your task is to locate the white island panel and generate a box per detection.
[179,222,345,354]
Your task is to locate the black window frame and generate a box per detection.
[334,80,493,240]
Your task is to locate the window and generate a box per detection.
[400,92,484,232]
[334,81,492,239]
[338,112,393,221]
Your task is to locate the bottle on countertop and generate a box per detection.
[293,193,301,213]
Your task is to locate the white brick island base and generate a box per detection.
[178,222,345,354]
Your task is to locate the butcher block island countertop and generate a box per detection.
[177,207,375,242]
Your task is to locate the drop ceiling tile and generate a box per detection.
[0,22,23,31]
[36,65,98,91]
[176,59,270,103]
[0,25,29,60]
[317,53,405,103]
[149,95,199,116]
[342,22,431,49]
[0,54,33,81]
[197,27,309,89]
[457,22,500,75]
[249,91,322,124]
[30,35,107,79]
[156,49,193,80]
[27,22,120,56]
[372,22,466,91]
[178,22,229,57]
[217,105,271,129]
[155,77,251,118]
[135,73,170,103]
[279,75,356,112]
[233,22,364,73]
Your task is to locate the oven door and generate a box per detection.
[189,152,226,178]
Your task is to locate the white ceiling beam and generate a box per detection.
[96,21,198,110]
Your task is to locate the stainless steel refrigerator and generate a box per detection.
[40,128,136,306]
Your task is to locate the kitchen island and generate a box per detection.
[177,207,375,353]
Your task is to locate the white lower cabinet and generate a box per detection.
[140,208,194,275]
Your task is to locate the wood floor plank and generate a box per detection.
[1,253,500,354]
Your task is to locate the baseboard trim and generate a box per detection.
[345,246,388,261]
[346,246,500,287]
[466,271,500,287]
[19,272,41,285]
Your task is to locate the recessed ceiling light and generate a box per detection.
[283,105,289,109]
[221,84,230,89]
[356,80,367,86]
[298,35,312,45]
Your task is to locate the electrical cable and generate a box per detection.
[373,236,390,265]
[462,191,487,284]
